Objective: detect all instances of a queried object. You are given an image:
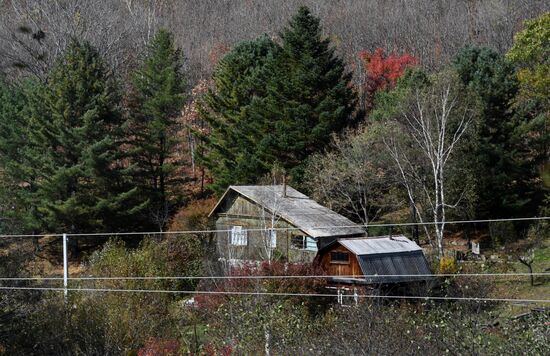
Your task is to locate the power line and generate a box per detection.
[1,272,550,281]
[0,285,549,304]
[0,216,549,238]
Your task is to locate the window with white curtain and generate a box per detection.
[230,226,247,246]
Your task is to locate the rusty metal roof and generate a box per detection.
[210,185,365,238]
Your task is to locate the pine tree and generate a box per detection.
[0,78,31,232]
[452,47,537,218]
[199,6,356,192]
[0,78,29,190]
[256,6,356,183]
[127,30,187,230]
[19,40,137,233]
[198,35,277,193]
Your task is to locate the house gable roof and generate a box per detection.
[209,185,365,238]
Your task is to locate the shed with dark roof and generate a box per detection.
[316,235,432,284]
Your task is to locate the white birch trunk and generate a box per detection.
[384,78,473,259]
[264,323,271,356]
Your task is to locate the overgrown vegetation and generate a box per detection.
[0,3,549,354]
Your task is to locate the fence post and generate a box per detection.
[63,233,68,301]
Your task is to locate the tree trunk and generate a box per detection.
[518,257,535,286]
[410,200,419,243]
[264,323,271,356]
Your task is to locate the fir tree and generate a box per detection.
[20,40,138,233]
[127,30,187,230]
[260,6,356,182]
[452,47,536,218]
[0,78,29,190]
[199,6,356,193]
[197,35,277,193]
[0,78,31,232]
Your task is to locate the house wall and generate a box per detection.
[318,244,362,277]
[214,194,317,263]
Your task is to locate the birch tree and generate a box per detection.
[384,72,478,258]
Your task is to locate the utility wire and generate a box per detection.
[0,285,549,304]
[1,272,550,281]
[0,216,549,238]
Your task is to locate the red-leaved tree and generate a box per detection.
[359,48,417,111]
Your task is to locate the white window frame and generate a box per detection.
[290,236,318,251]
[266,228,277,248]
[305,237,318,251]
[230,226,247,246]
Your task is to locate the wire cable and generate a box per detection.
[1,272,550,281]
[0,285,549,304]
[0,216,548,238]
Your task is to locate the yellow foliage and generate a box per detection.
[438,256,458,274]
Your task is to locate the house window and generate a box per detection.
[305,237,317,251]
[330,251,350,264]
[291,235,306,249]
[230,226,247,246]
[266,229,277,248]
[291,236,318,251]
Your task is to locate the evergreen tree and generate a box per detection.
[0,78,25,171]
[507,12,550,213]
[199,6,356,193]
[452,47,544,218]
[259,6,356,183]
[198,35,278,193]
[127,30,187,230]
[0,78,30,232]
[19,40,138,233]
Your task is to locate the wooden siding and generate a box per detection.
[318,244,362,277]
[214,194,317,263]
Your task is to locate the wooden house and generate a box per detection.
[209,185,365,263]
[316,235,432,284]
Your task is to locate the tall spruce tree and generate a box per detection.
[198,35,278,193]
[199,6,355,193]
[259,6,356,183]
[0,78,30,233]
[0,78,25,171]
[128,30,187,230]
[18,40,137,233]
[452,47,534,218]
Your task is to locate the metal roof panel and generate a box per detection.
[339,235,421,255]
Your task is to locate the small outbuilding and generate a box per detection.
[209,185,365,263]
[316,235,432,284]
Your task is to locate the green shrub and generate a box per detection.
[489,221,517,246]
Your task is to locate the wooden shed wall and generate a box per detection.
[318,244,362,277]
